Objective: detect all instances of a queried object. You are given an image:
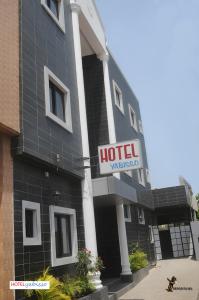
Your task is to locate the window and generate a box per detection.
[149,225,154,243]
[44,66,72,132]
[146,169,150,184]
[47,0,59,17]
[137,168,145,186]
[138,120,143,134]
[41,0,65,32]
[128,104,137,131]
[137,207,145,225]
[113,80,124,113]
[55,214,72,258]
[22,201,42,246]
[124,204,131,222]
[49,206,78,266]
[49,82,65,122]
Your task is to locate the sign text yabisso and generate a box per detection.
[98,140,142,175]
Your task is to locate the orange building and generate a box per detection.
[0,1,20,299]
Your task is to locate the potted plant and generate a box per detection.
[76,249,105,290]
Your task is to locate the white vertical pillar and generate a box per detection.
[116,204,132,278]
[98,53,116,145]
[71,2,97,257]
[98,53,120,179]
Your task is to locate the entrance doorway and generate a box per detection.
[159,228,173,259]
[94,205,121,278]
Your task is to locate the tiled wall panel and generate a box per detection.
[14,159,85,300]
[82,54,109,178]
[13,0,83,177]
[108,55,150,190]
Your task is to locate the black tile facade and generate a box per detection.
[82,54,155,265]
[152,186,189,208]
[108,54,150,190]
[155,206,192,225]
[14,158,85,300]
[13,0,84,178]
[82,55,109,178]
[95,206,121,278]
[125,205,156,263]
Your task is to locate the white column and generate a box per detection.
[98,53,120,179]
[71,2,97,257]
[116,204,132,277]
[98,53,116,145]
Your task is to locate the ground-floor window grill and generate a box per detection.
[152,223,194,260]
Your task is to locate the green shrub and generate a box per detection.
[62,276,95,299]
[76,249,92,277]
[75,249,105,276]
[25,268,70,300]
[128,242,139,254]
[129,249,148,272]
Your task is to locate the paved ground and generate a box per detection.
[120,258,199,300]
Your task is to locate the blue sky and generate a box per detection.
[96,0,199,194]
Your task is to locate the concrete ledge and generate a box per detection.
[92,176,137,205]
[120,274,133,283]
[132,265,151,285]
[79,287,109,300]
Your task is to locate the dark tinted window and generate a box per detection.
[25,209,34,237]
[124,205,129,219]
[115,88,121,106]
[55,214,72,258]
[49,81,65,122]
[46,0,59,18]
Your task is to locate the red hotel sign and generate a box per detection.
[98,139,143,175]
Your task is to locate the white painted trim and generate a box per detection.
[41,0,65,33]
[113,80,124,114]
[71,3,98,257]
[137,207,145,225]
[128,104,138,131]
[108,49,139,106]
[146,168,151,184]
[149,225,154,243]
[137,168,145,186]
[22,201,42,246]
[124,204,131,222]
[99,53,120,180]
[138,120,144,134]
[44,66,73,132]
[124,170,132,178]
[49,205,78,267]
[116,204,132,276]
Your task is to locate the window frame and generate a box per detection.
[124,204,131,222]
[49,205,78,267]
[44,66,73,132]
[146,169,151,184]
[128,104,138,131]
[138,120,143,134]
[137,168,145,186]
[149,225,154,243]
[22,201,42,246]
[41,0,65,32]
[113,80,124,114]
[137,207,145,225]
